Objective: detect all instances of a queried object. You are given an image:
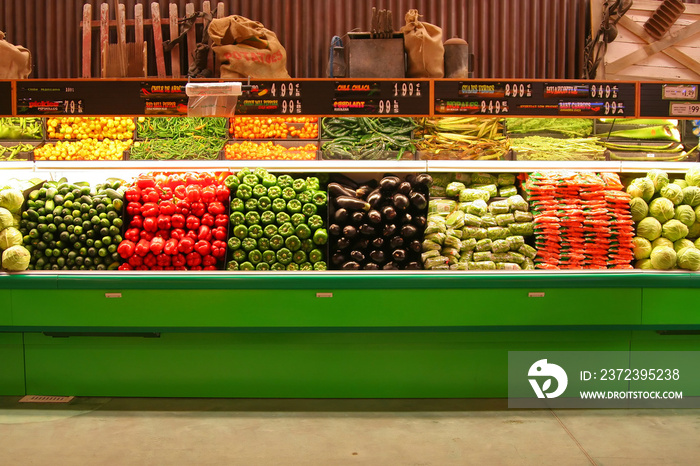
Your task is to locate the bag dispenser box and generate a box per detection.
[185,82,243,117]
[345,32,406,78]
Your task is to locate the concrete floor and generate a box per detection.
[0,397,699,465]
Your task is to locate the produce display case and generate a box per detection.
[2,78,700,398]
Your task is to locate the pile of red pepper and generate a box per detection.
[117,172,231,270]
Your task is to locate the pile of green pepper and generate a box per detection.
[225,167,328,271]
[321,117,416,160]
[0,142,36,160]
[0,118,43,140]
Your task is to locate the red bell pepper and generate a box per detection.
[214,214,229,228]
[201,185,216,203]
[154,173,169,186]
[215,185,230,202]
[176,199,190,213]
[151,266,163,271]
[186,215,200,230]
[186,252,202,267]
[164,238,179,255]
[160,186,173,200]
[141,202,159,218]
[143,216,158,232]
[171,213,186,229]
[186,184,201,202]
[125,228,140,243]
[129,215,143,229]
[174,184,187,200]
[212,226,227,241]
[125,186,141,202]
[207,201,226,216]
[128,255,144,267]
[178,237,195,254]
[136,265,149,271]
[139,230,155,242]
[186,230,198,241]
[118,263,133,271]
[211,240,227,258]
[135,239,151,257]
[197,225,212,242]
[190,202,206,217]
[157,254,171,267]
[126,201,142,216]
[194,240,211,256]
[203,255,217,267]
[203,266,217,271]
[143,188,160,204]
[190,266,203,271]
[155,229,170,239]
[159,200,176,216]
[170,228,186,241]
[172,254,187,268]
[117,240,136,259]
[150,236,165,255]
[144,253,157,268]
[201,213,215,227]
[136,176,156,189]
[164,266,175,271]
[156,214,171,230]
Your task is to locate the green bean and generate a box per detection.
[0,142,35,160]
[136,117,228,139]
[129,136,225,160]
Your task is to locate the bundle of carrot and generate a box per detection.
[414,117,509,160]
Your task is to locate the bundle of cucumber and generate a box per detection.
[20,179,126,270]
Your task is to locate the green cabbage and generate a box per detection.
[660,183,684,206]
[682,186,700,207]
[647,169,669,193]
[446,182,466,197]
[652,237,674,249]
[695,238,700,249]
[0,188,24,213]
[627,177,655,202]
[633,236,652,260]
[0,207,14,231]
[650,246,677,270]
[662,219,689,242]
[637,217,662,241]
[674,238,695,253]
[649,198,675,223]
[674,179,689,190]
[675,205,696,227]
[0,227,22,250]
[629,198,649,223]
[677,247,700,271]
[1,245,30,271]
[636,258,654,270]
[688,222,700,240]
[685,166,700,187]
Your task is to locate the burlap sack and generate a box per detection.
[0,31,31,79]
[400,10,444,78]
[208,16,290,79]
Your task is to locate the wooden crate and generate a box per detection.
[602,0,700,81]
[80,1,225,78]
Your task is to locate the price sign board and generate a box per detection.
[235,80,430,116]
[639,83,700,118]
[0,81,11,116]
[434,80,636,117]
[140,81,188,115]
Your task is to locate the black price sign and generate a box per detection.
[140,81,188,115]
[0,81,12,116]
[639,83,700,118]
[434,80,636,117]
[235,80,430,116]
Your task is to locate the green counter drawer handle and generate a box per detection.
[316,292,333,298]
[105,293,122,298]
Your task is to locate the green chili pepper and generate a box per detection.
[267,186,282,199]
[260,210,276,225]
[309,249,324,263]
[295,224,312,240]
[269,234,284,250]
[312,228,328,245]
[228,237,242,250]
[245,198,258,211]
[262,250,276,264]
[290,213,306,227]
[308,215,324,230]
[248,224,264,239]
[233,224,248,239]
[253,184,267,198]
[285,235,301,251]
[281,187,296,201]
[313,261,327,271]
[302,203,317,216]
[276,247,293,265]
[258,196,272,211]
[276,212,291,225]
[226,260,239,270]
[264,224,278,238]
[278,222,294,237]
[245,211,261,226]
[230,198,245,212]
[256,262,270,271]
[248,249,263,265]
[230,211,246,226]
[293,250,307,264]
[258,237,270,251]
[236,185,252,200]
[277,175,294,188]
[272,198,287,213]
[287,199,302,213]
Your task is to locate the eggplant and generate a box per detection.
[405,261,422,270]
[408,239,422,253]
[413,215,427,228]
[382,261,399,270]
[392,193,410,211]
[397,181,412,195]
[381,205,397,221]
[401,224,417,239]
[379,176,401,193]
[371,237,385,248]
[334,208,349,223]
[351,211,365,225]
[392,249,407,262]
[363,262,380,270]
[331,253,346,265]
[355,185,373,199]
[359,224,376,236]
[330,174,359,189]
[389,236,404,249]
[414,174,433,188]
[400,213,413,225]
[343,225,358,238]
[367,209,382,224]
[350,250,365,262]
[341,261,361,270]
[383,223,397,237]
[367,189,383,208]
[369,249,386,263]
[405,174,416,185]
[328,224,342,236]
[328,182,357,198]
[335,196,370,211]
[354,238,371,250]
[336,237,351,249]
[409,192,427,210]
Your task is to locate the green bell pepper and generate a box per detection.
[241,237,257,252]
[292,178,306,192]
[230,198,245,212]
[269,234,284,250]
[312,228,328,245]
[300,239,314,253]
[277,174,294,188]
[262,173,277,188]
[258,196,272,211]
[230,211,246,226]
[295,223,312,240]
[224,175,240,190]
[313,190,327,207]
[293,250,307,264]
[297,190,314,204]
[285,234,301,251]
[253,184,267,198]
[313,261,327,271]
[256,262,270,271]
[226,260,239,270]
[240,261,255,271]
[276,211,291,225]
[227,237,242,251]
[260,210,276,225]
[287,199,302,214]
[271,262,286,271]
[247,249,263,265]
[233,224,248,239]
[299,261,313,271]
[264,224,278,238]
[278,222,295,237]
[262,250,276,264]
[248,224,264,239]
[305,177,320,191]
[232,249,247,262]
[286,263,299,271]
[236,184,253,200]
[272,198,287,213]
[258,237,270,251]
[267,185,282,199]
[245,198,258,211]
[281,187,296,201]
[242,174,259,187]
[276,247,293,265]
[302,203,317,216]
[245,211,261,226]
[309,248,324,263]
[308,215,324,230]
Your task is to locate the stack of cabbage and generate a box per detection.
[0,184,30,271]
[422,172,537,270]
[629,168,700,271]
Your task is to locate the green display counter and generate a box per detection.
[1,271,699,397]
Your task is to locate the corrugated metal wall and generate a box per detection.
[1,0,590,79]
